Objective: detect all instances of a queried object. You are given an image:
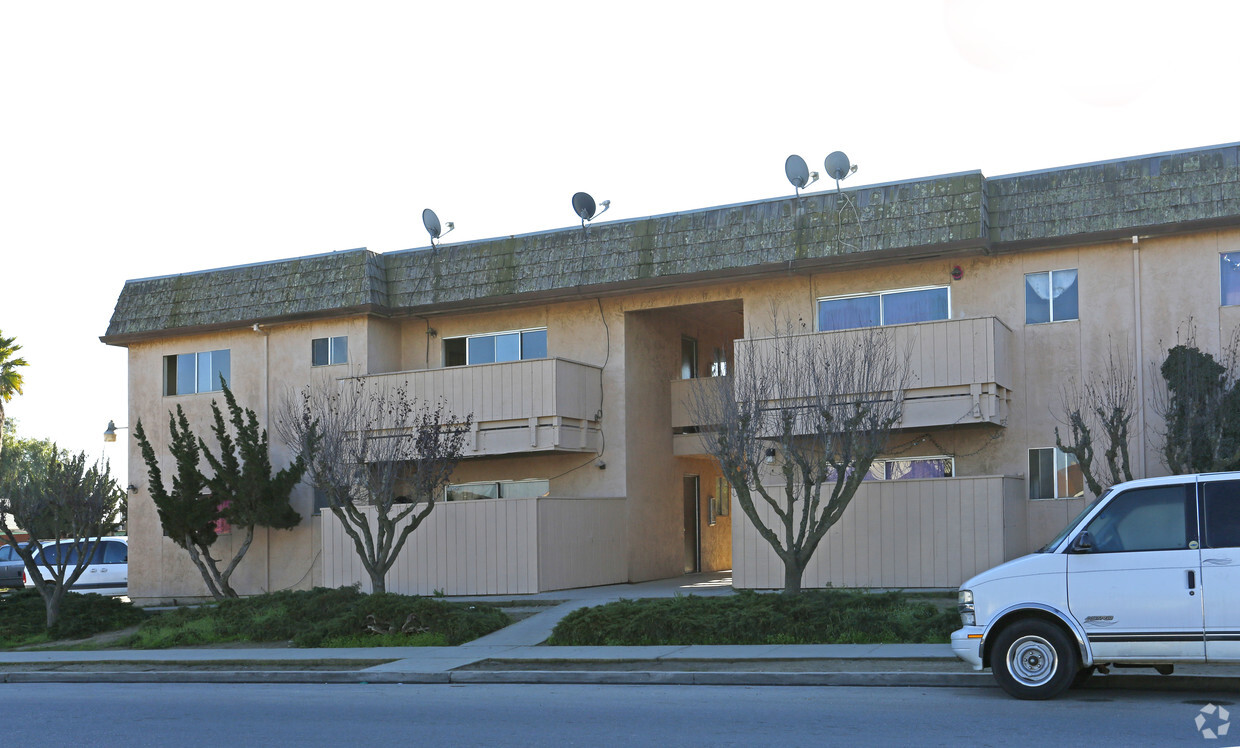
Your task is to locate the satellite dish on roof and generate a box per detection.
[422,208,454,247]
[422,209,442,239]
[825,151,856,182]
[572,191,610,236]
[572,192,597,221]
[785,155,819,195]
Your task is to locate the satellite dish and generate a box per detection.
[572,192,597,221]
[422,209,442,240]
[785,155,810,189]
[825,151,852,181]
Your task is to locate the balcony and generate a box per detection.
[359,358,602,457]
[671,317,1012,454]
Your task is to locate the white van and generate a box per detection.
[953,473,1240,699]
[22,537,128,597]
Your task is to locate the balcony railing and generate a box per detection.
[358,358,602,457]
[671,317,1013,454]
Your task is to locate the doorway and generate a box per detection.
[683,475,701,573]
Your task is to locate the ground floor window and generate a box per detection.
[446,479,550,501]
[1028,447,1083,499]
[865,457,954,481]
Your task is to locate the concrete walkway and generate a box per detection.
[1,572,1236,691]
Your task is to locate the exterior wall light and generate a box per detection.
[103,420,128,443]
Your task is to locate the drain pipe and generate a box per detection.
[253,322,273,591]
[1132,236,1147,478]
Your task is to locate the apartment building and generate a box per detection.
[103,143,1240,604]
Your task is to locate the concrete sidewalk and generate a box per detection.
[1,572,1237,692]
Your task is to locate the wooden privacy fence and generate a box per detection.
[732,475,1026,589]
[320,496,627,595]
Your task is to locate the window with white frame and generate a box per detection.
[163,349,230,396]
[443,328,547,367]
[446,479,550,501]
[817,286,950,332]
[1028,447,1084,499]
[312,336,348,366]
[1025,269,1078,324]
[1221,254,1240,306]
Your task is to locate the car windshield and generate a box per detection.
[1037,488,1112,552]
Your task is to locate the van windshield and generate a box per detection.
[1037,488,1112,552]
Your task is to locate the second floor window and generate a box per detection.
[444,328,547,367]
[1025,269,1078,324]
[312,336,348,366]
[163,349,230,396]
[1221,254,1240,306]
[817,286,949,332]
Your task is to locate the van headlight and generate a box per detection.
[957,589,975,626]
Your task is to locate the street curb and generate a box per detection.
[1,669,1236,691]
[0,669,992,686]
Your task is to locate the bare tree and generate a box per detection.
[1054,344,1136,496]
[687,315,909,594]
[277,377,472,594]
[0,447,123,628]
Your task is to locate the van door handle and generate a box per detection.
[1187,570,1196,589]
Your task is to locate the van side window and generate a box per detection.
[1203,480,1240,548]
[1082,484,1196,553]
[100,541,128,564]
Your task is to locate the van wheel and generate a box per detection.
[991,619,1079,700]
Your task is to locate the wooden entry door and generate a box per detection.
[683,475,700,573]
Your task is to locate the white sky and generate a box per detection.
[2,0,1238,487]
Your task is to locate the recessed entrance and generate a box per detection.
[683,474,701,573]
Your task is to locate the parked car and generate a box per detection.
[22,537,128,596]
[0,543,31,589]
[953,473,1240,699]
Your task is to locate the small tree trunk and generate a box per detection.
[783,559,804,595]
[45,587,65,629]
[368,567,386,594]
[183,540,227,601]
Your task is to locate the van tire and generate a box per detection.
[991,619,1079,700]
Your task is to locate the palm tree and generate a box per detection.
[0,331,29,458]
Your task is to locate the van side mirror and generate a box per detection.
[1071,530,1094,553]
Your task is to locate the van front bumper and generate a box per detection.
[951,626,985,670]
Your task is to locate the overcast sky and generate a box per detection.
[2,0,1238,486]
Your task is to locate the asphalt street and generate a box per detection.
[8,682,1235,747]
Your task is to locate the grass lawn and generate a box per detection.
[548,589,960,646]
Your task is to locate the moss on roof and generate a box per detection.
[103,143,1240,343]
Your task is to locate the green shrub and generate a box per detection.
[127,587,511,648]
[548,590,958,646]
[0,589,149,647]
